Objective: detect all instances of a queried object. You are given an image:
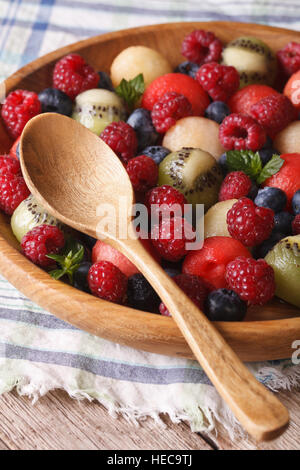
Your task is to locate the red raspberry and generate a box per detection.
[100,121,137,163]
[151,92,192,133]
[225,256,275,305]
[1,90,41,139]
[277,42,300,77]
[181,30,223,66]
[219,113,266,151]
[21,225,65,268]
[151,216,195,261]
[126,155,158,193]
[53,54,99,100]
[88,260,127,304]
[145,185,188,220]
[0,155,21,176]
[292,214,300,234]
[196,62,239,102]
[228,84,278,115]
[219,171,252,201]
[141,73,210,116]
[250,94,297,138]
[159,274,208,317]
[0,173,30,215]
[227,197,274,247]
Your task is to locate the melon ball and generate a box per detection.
[274,121,300,154]
[162,116,225,160]
[110,46,172,88]
[204,199,237,238]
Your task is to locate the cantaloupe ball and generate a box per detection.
[162,117,225,160]
[110,46,172,88]
[274,121,300,154]
[204,199,237,238]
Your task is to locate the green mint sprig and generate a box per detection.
[115,73,145,109]
[226,150,284,184]
[47,238,84,284]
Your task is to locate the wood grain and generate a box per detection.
[0,389,299,450]
[0,21,299,367]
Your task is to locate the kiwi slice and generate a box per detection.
[265,235,300,308]
[158,148,223,211]
[11,194,64,242]
[72,88,126,135]
[222,36,277,88]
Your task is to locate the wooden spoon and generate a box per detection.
[20,113,289,442]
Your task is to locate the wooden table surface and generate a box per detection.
[0,388,299,450]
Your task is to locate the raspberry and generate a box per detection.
[53,54,99,100]
[196,62,239,102]
[277,42,300,77]
[159,274,208,317]
[151,216,195,261]
[141,73,210,116]
[250,94,297,138]
[88,260,127,304]
[0,155,21,176]
[151,92,192,133]
[21,225,65,268]
[225,256,275,305]
[126,155,158,193]
[219,171,252,201]
[292,214,300,234]
[181,30,223,66]
[145,185,188,220]
[1,90,41,139]
[227,197,274,247]
[0,173,30,215]
[219,113,266,151]
[100,121,137,163]
[228,84,278,115]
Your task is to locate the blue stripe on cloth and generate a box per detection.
[0,0,22,51]
[0,342,212,385]
[0,309,78,330]
[21,0,56,66]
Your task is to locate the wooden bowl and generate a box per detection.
[1,21,300,362]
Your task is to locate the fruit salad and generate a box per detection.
[1,29,300,322]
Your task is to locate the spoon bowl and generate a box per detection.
[20,112,289,442]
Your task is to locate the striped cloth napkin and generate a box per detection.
[0,0,299,438]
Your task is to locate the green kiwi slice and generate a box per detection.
[11,194,65,242]
[72,88,126,135]
[158,148,223,211]
[222,36,277,88]
[265,235,300,308]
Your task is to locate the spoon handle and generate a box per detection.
[111,237,289,442]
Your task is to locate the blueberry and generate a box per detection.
[273,211,294,235]
[79,233,97,251]
[247,181,259,200]
[218,152,228,175]
[261,135,273,149]
[127,273,160,313]
[97,71,114,91]
[141,145,170,165]
[74,261,92,293]
[254,187,287,213]
[15,142,20,160]
[127,108,159,151]
[205,101,230,124]
[174,61,199,78]
[204,289,247,322]
[258,147,279,166]
[292,189,300,215]
[253,231,286,259]
[163,266,181,278]
[38,88,73,116]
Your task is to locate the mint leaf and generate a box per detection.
[115,73,145,109]
[47,238,85,285]
[226,150,284,185]
[226,150,262,179]
[257,154,284,184]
